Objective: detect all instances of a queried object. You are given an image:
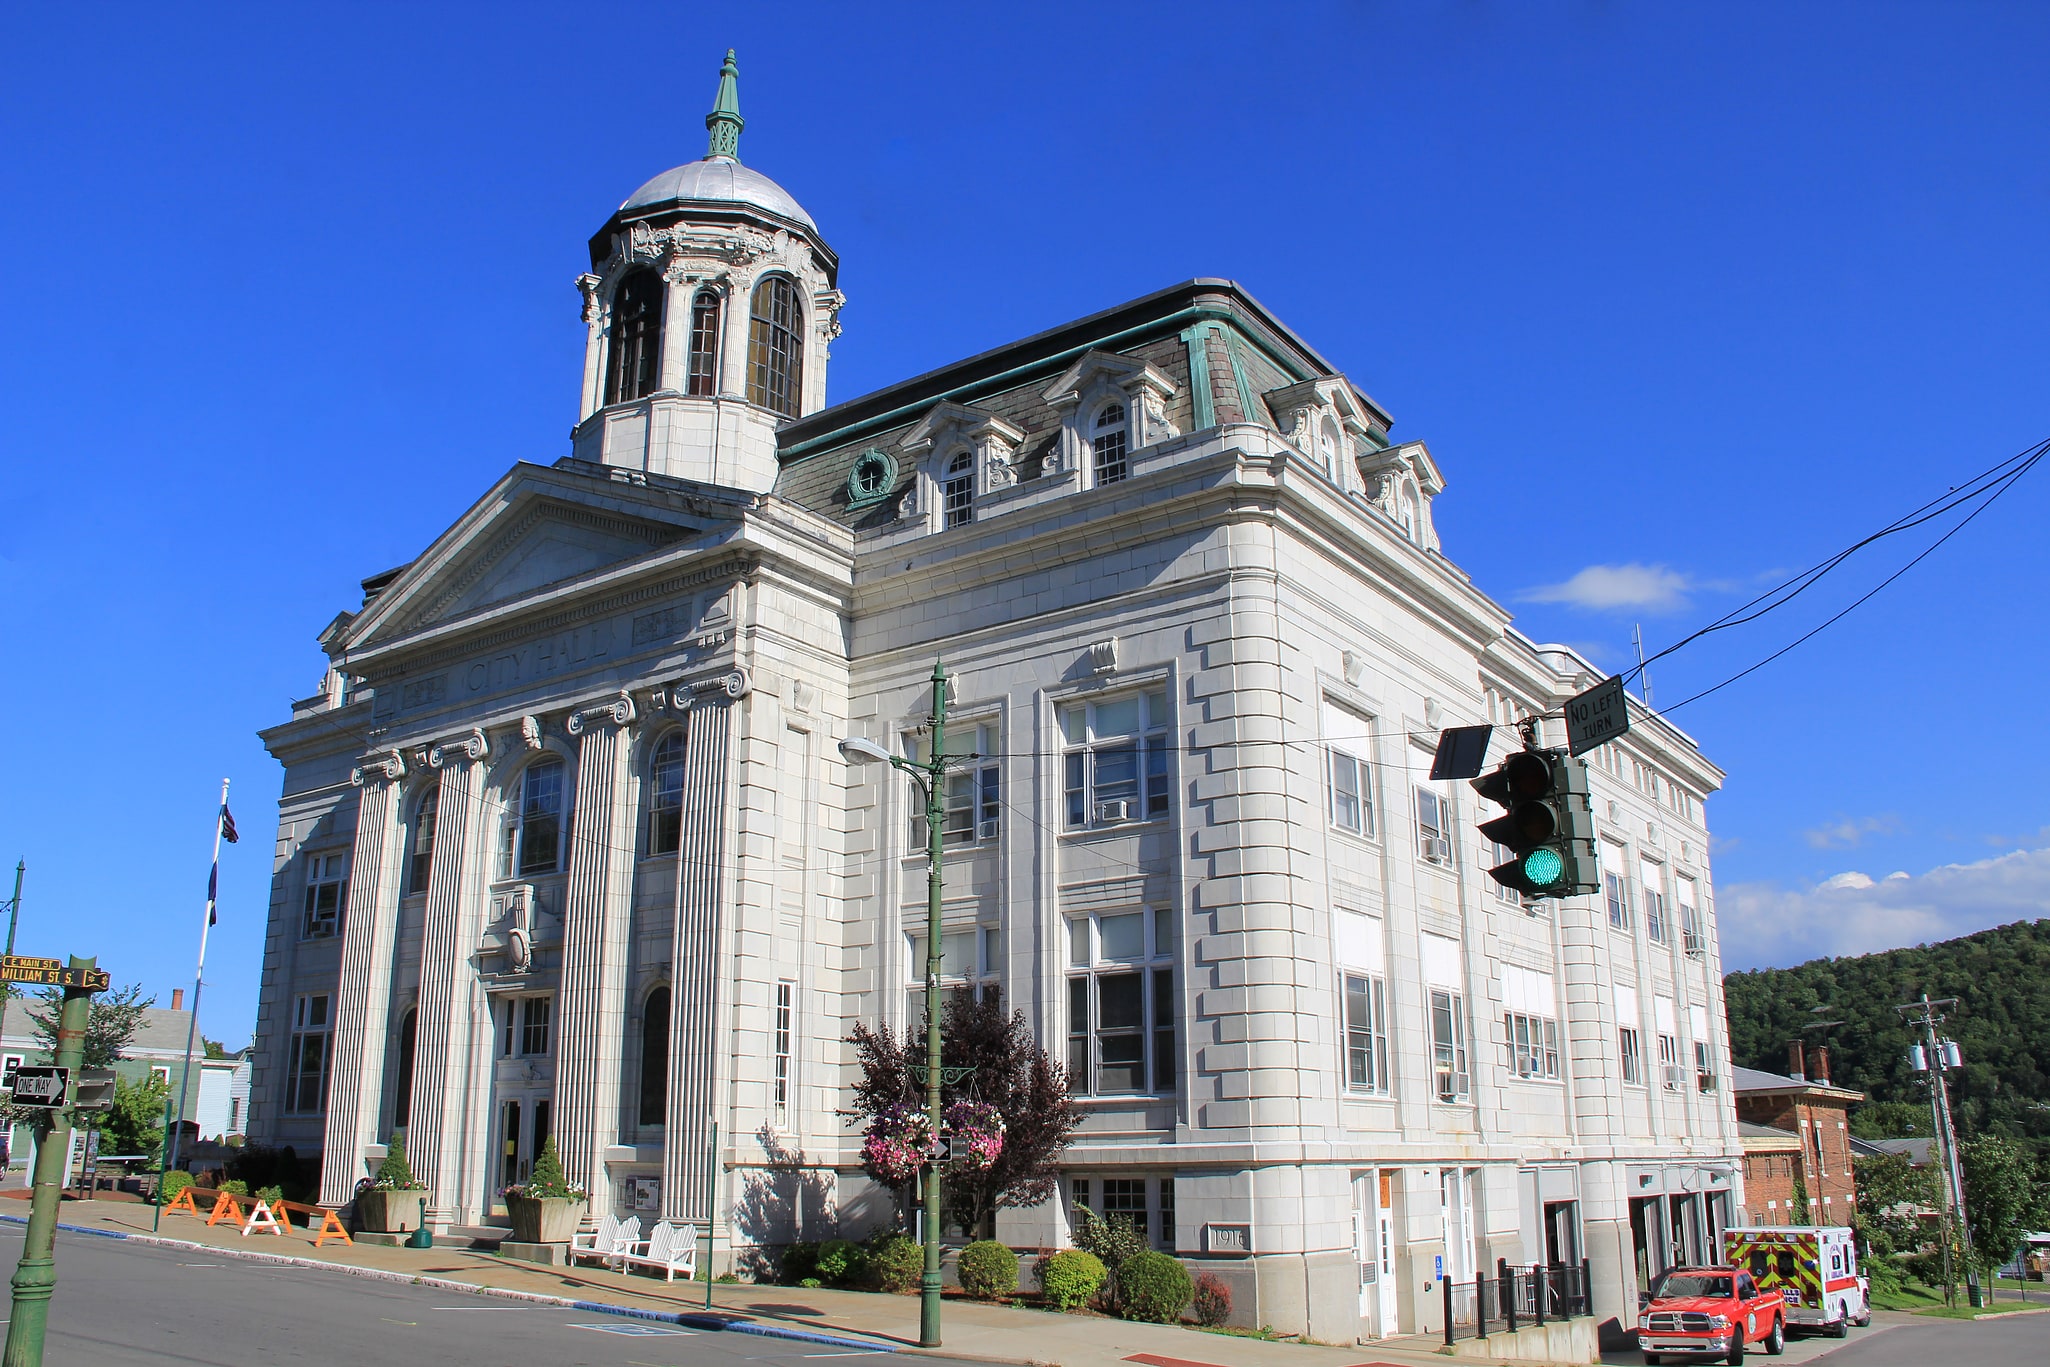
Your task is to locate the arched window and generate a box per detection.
[1317,420,1341,478]
[1399,482,1420,544]
[941,451,974,529]
[406,782,439,896]
[499,758,567,879]
[1092,403,1129,485]
[639,986,670,1127]
[747,276,803,417]
[686,290,721,397]
[646,732,685,856]
[604,269,664,405]
[393,1008,418,1130]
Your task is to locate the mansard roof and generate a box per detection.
[772,279,1395,527]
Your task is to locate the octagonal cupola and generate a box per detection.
[571,50,842,493]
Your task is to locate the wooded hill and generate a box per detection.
[1723,919,2050,1156]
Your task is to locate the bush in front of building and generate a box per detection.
[156,1170,194,1207]
[1036,1249,1106,1312]
[957,1240,1018,1299]
[1191,1271,1231,1326]
[1116,1250,1193,1323]
[780,1241,821,1285]
[815,1238,861,1284]
[220,1179,250,1196]
[865,1232,923,1293]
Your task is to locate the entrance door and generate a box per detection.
[1352,1171,1397,1338]
[491,1093,552,1214]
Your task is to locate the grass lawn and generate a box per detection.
[1913,1302,2040,1319]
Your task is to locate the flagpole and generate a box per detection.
[155,778,227,1231]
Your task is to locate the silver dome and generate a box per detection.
[618,156,816,232]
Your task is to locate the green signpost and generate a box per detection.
[2,954,109,1367]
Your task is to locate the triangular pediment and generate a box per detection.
[347,464,716,651]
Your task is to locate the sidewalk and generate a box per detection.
[25,1200,1484,1367]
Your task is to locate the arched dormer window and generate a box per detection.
[499,758,567,879]
[747,276,803,417]
[686,290,721,397]
[639,985,670,1127]
[604,268,664,405]
[405,781,439,896]
[941,451,975,529]
[1092,403,1129,485]
[1399,481,1420,544]
[646,732,685,856]
[1317,420,1341,478]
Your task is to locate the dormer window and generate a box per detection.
[1092,403,1129,485]
[686,290,721,396]
[747,275,803,417]
[1399,481,1420,544]
[942,451,975,529]
[604,269,664,405]
[1317,420,1341,478]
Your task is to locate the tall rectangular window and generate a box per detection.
[686,291,721,396]
[286,993,331,1114]
[301,854,346,939]
[1061,691,1171,828]
[905,926,999,1026]
[1604,859,1632,931]
[1322,700,1375,836]
[774,979,794,1125]
[1505,1011,1562,1080]
[906,723,1000,847]
[1344,974,1390,1092]
[1658,1033,1682,1091]
[1414,787,1451,862]
[1429,989,1470,1101]
[1065,910,1177,1095]
[1620,1026,1644,1085]
[1641,860,1668,944]
[1678,878,1703,955]
[502,759,567,879]
[520,996,552,1056]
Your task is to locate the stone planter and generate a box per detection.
[505,1193,585,1244]
[356,1189,428,1233]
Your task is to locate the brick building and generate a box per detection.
[1734,1045,1861,1225]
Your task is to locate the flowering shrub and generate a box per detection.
[861,1104,934,1186]
[944,1101,1006,1173]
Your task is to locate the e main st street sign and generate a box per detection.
[0,957,109,992]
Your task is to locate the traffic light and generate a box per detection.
[1471,747,1598,899]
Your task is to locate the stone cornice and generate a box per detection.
[398,501,688,634]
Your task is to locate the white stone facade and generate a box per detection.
[249,72,1740,1344]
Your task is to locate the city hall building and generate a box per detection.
[251,52,1743,1341]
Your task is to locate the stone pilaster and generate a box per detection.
[553,693,639,1211]
[665,694,734,1223]
[408,729,488,1226]
[317,749,408,1207]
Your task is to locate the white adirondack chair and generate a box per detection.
[570,1213,641,1268]
[619,1220,700,1282]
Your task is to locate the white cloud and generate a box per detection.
[1803,814,1903,849]
[1520,563,1693,614]
[1718,846,2050,971]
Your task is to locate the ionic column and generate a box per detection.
[317,750,408,1207]
[577,274,605,421]
[665,693,735,1223]
[408,729,489,1227]
[553,693,639,1211]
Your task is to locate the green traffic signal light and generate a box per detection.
[1522,847,1564,887]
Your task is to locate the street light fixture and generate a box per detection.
[840,659,952,1348]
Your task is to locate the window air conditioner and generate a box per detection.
[1422,837,1450,864]
[1697,1072,1719,1093]
[1662,1064,1685,1092]
[977,819,999,841]
[1096,800,1132,823]
[1683,934,1706,958]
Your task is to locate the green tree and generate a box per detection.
[1960,1133,2050,1274]
[1854,1150,1939,1258]
[100,1074,170,1160]
[202,1037,230,1060]
[29,982,153,1068]
[1790,1171,1811,1225]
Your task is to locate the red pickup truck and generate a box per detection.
[1636,1266,1786,1364]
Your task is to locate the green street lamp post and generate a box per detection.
[841,658,953,1348]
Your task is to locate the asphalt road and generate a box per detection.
[1612,1310,2048,1367]
[0,1222,984,1367]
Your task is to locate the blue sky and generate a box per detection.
[3,3,2046,1047]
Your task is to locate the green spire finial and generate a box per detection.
[705,48,744,161]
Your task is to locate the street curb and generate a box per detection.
[0,1213,901,1353]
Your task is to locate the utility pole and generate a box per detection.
[1897,994,1979,1308]
[2,863,22,956]
[3,955,106,1367]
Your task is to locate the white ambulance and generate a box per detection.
[1721,1226,1871,1336]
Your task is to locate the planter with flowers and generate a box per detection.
[943,1101,1006,1173]
[356,1132,429,1234]
[502,1136,587,1244]
[861,1104,935,1187]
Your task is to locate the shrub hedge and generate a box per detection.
[1191,1271,1231,1326]
[957,1240,1018,1300]
[1037,1249,1107,1312]
[1117,1251,1193,1323]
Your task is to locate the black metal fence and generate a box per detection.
[1441,1259,1593,1345]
